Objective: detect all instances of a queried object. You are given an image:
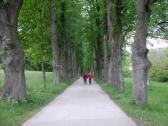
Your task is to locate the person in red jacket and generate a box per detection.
[82,73,88,84]
[88,71,94,84]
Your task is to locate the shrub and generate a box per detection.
[150,67,168,82]
[123,68,132,78]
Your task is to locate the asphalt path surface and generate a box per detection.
[23,78,137,126]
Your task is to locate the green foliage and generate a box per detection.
[122,55,132,78]
[57,0,86,70]
[149,1,168,39]
[19,0,52,71]
[18,0,90,72]
[0,70,77,126]
[149,48,168,82]
[96,78,168,126]
[0,0,9,6]
[150,68,168,82]
[122,0,136,33]
[123,68,132,78]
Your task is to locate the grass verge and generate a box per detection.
[0,70,77,126]
[96,78,168,126]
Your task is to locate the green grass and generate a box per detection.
[0,70,77,126]
[96,78,168,126]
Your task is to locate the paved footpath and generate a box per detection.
[22,78,137,126]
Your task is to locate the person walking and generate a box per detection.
[82,73,88,84]
[88,71,94,85]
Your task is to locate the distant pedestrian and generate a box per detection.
[88,71,94,84]
[82,73,88,84]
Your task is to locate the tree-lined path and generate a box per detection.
[22,79,137,126]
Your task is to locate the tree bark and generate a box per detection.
[51,0,59,85]
[111,32,124,92]
[103,1,108,81]
[63,41,70,80]
[132,0,152,104]
[68,46,72,79]
[103,34,108,81]
[0,0,27,101]
[72,50,77,77]
[60,1,68,80]
[95,0,103,79]
[107,0,113,83]
[39,6,46,88]
[40,47,46,89]
[110,0,124,92]
[59,54,64,80]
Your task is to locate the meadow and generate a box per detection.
[97,78,168,126]
[0,70,76,126]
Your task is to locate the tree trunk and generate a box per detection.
[61,42,68,80]
[51,0,59,85]
[95,0,103,79]
[59,53,64,81]
[40,47,46,89]
[60,1,67,80]
[68,46,72,79]
[96,35,103,79]
[110,0,124,92]
[111,32,124,92]
[63,42,70,80]
[107,0,114,83]
[39,6,46,88]
[103,1,108,81]
[132,0,152,104]
[63,47,68,80]
[72,50,77,77]
[0,0,26,101]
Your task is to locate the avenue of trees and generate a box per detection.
[0,0,167,105]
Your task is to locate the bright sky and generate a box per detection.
[126,38,168,53]
[147,38,168,49]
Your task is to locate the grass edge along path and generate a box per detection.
[96,78,168,126]
[0,71,78,126]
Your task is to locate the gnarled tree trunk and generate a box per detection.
[132,0,153,104]
[0,0,26,101]
[51,0,59,85]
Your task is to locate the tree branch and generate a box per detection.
[5,0,23,28]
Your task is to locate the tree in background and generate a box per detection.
[0,0,166,104]
[109,0,124,92]
[19,0,51,88]
[102,1,108,81]
[107,0,136,92]
[107,0,113,83]
[51,0,59,85]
